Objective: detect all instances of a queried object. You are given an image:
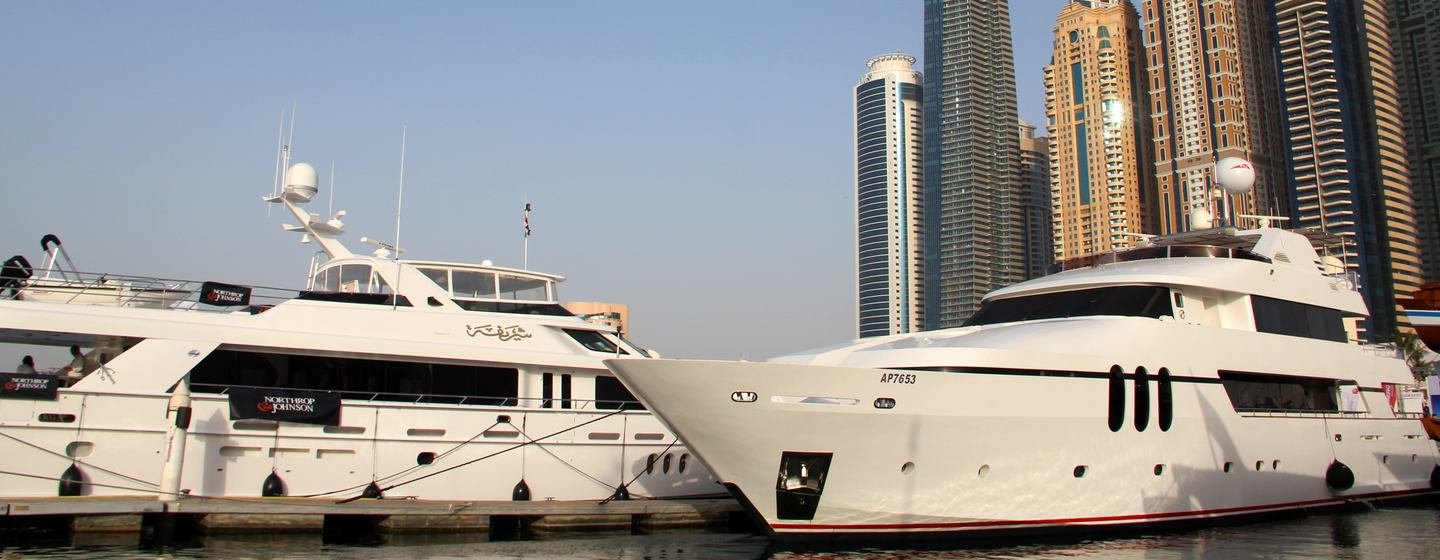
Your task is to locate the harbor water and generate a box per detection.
[2,505,1436,559]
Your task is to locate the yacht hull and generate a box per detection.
[607,349,1440,542]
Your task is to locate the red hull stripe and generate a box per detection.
[771,488,1440,532]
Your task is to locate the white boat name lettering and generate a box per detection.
[879,373,916,384]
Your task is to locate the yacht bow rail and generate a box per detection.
[4,269,297,312]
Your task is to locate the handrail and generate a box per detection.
[1048,245,1272,274]
[6,268,297,311]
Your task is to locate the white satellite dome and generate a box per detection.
[1191,206,1213,230]
[1215,157,1256,195]
[283,162,319,203]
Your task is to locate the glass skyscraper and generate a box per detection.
[922,0,1025,329]
[856,54,925,338]
[1273,0,1423,339]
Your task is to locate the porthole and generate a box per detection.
[1413,454,1419,463]
[646,453,658,475]
[1154,464,1165,476]
[662,453,673,474]
[40,413,77,423]
[417,452,436,465]
[901,462,915,475]
[1382,455,1389,464]
[1134,366,1150,432]
[1272,460,1281,471]
[1255,460,1264,471]
[1223,461,1234,473]
[1074,465,1088,478]
[978,464,991,478]
[1108,365,1125,432]
[679,453,689,474]
[1157,367,1173,431]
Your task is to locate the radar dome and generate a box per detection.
[1215,157,1256,195]
[283,163,319,203]
[1190,206,1213,230]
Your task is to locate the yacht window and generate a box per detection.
[964,286,1173,326]
[561,373,573,409]
[314,264,390,294]
[418,268,450,292]
[565,329,628,354]
[498,274,549,301]
[1218,371,1339,412]
[542,372,554,409]
[1251,296,1346,342]
[595,375,645,411]
[190,350,518,406]
[451,271,497,299]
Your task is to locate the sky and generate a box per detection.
[0,1,1067,368]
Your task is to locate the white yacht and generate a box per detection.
[608,224,1440,541]
[0,163,718,502]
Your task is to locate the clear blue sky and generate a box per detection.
[1,1,1066,366]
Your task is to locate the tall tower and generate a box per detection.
[1018,121,1053,279]
[1391,0,1440,281]
[1141,0,1287,233]
[1274,0,1423,338]
[922,0,1024,329]
[855,54,925,338]
[1046,0,1155,262]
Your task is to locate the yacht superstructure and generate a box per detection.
[608,225,1440,541]
[0,163,717,502]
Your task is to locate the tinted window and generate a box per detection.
[965,286,1173,326]
[595,375,645,411]
[498,275,548,301]
[190,349,518,406]
[565,329,627,354]
[1218,371,1339,412]
[1251,296,1346,342]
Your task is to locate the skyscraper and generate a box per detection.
[1141,0,1287,233]
[1391,0,1440,281]
[922,0,1024,329]
[855,54,925,337]
[1018,121,1053,279]
[1046,0,1155,262]
[1273,0,1423,338]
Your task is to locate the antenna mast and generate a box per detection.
[392,126,407,310]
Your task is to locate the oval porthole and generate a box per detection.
[679,453,689,474]
[416,452,436,466]
[1108,365,1125,432]
[1255,460,1264,471]
[978,464,991,478]
[662,453,673,474]
[1157,367,1173,432]
[1272,460,1281,471]
[1154,464,1165,476]
[1073,465,1088,478]
[1134,366,1150,432]
[901,462,916,475]
[646,453,658,475]
[1223,461,1234,473]
[1382,455,1389,464]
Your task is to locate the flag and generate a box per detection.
[524,203,532,237]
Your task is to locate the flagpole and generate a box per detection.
[523,201,531,270]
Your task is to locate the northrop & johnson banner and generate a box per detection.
[228,387,341,425]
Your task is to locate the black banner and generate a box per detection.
[1,373,59,400]
[199,281,252,307]
[227,387,341,425]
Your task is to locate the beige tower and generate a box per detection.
[1046,0,1155,262]
[1141,0,1287,233]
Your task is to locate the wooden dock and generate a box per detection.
[0,495,745,536]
